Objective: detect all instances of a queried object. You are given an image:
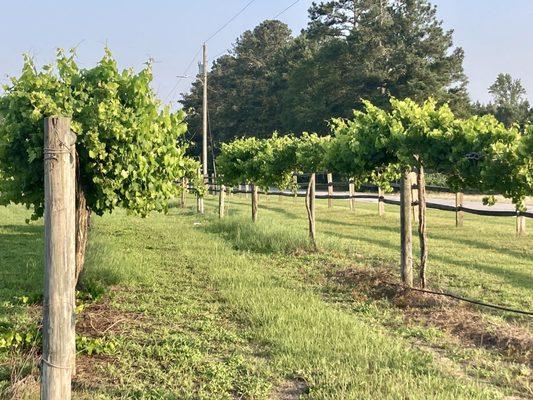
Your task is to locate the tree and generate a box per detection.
[0,49,189,283]
[388,98,458,287]
[472,73,532,127]
[181,20,294,161]
[295,133,331,248]
[216,137,264,222]
[281,0,470,134]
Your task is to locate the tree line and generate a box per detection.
[181,0,532,164]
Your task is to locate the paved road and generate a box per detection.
[270,189,531,212]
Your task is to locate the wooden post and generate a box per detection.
[219,184,226,218]
[209,173,215,195]
[410,171,419,223]
[292,175,298,203]
[417,165,428,288]
[251,184,259,222]
[196,168,204,214]
[455,192,464,227]
[377,187,385,216]
[327,173,333,208]
[349,178,355,211]
[305,173,317,249]
[400,170,413,287]
[516,207,526,236]
[180,178,187,208]
[42,117,76,400]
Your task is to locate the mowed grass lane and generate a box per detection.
[213,192,532,313]
[1,202,519,398]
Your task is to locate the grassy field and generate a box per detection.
[0,194,531,399]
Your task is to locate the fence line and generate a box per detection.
[205,186,533,219]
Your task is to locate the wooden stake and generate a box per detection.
[327,173,333,208]
[292,175,298,203]
[378,187,385,216]
[410,171,419,223]
[209,173,215,195]
[42,117,76,400]
[516,207,526,236]
[219,184,226,218]
[180,178,187,208]
[417,165,428,288]
[455,192,464,227]
[251,184,259,222]
[305,173,317,249]
[400,170,413,287]
[196,168,204,214]
[349,178,355,211]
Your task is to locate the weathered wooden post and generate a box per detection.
[196,168,205,214]
[305,173,317,249]
[180,178,187,208]
[42,117,76,400]
[251,184,259,222]
[292,174,298,203]
[377,187,385,216]
[455,192,464,227]
[349,178,355,211]
[327,173,333,208]
[400,170,413,287]
[417,165,428,288]
[516,207,526,236]
[219,184,226,218]
[410,171,419,223]
[212,173,217,195]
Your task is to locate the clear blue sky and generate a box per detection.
[1,0,532,105]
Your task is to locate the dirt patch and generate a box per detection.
[76,291,145,337]
[74,288,146,389]
[328,266,533,364]
[271,378,308,400]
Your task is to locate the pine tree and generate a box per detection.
[180,20,293,158]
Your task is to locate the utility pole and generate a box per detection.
[202,42,208,177]
[195,43,208,214]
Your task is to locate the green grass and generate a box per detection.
[0,195,531,399]
[216,193,532,312]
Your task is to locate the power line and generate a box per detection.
[166,0,259,102]
[274,0,301,18]
[212,0,303,61]
[164,46,202,103]
[205,0,258,43]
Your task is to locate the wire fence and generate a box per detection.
[206,181,533,219]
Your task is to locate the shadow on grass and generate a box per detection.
[204,217,313,254]
[314,212,530,264]
[323,229,533,296]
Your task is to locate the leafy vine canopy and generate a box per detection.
[0,49,189,219]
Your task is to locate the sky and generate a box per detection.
[1,0,532,106]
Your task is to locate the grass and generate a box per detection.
[0,193,531,399]
[217,193,532,312]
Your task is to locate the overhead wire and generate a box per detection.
[166,0,261,102]
[274,0,301,18]
[204,0,258,43]
[164,46,202,102]
[211,0,302,61]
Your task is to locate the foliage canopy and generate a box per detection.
[0,49,190,219]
